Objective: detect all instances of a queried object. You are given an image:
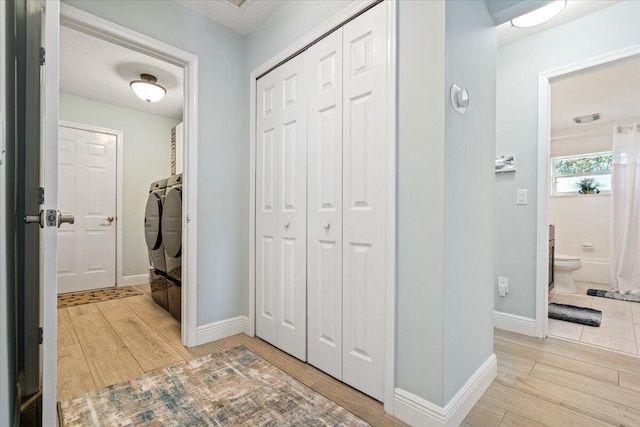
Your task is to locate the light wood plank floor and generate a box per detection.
[463,328,640,427]
[58,285,640,426]
[57,284,408,426]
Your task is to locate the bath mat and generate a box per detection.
[549,303,602,327]
[59,345,369,427]
[57,286,143,309]
[587,289,640,304]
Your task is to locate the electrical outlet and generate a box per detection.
[498,277,509,297]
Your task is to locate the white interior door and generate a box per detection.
[307,28,344,379]
[275,53,308,361]
[256,55,308,361]
[57,125,117,294]
[256,69,280,346]
[341,3,387,401]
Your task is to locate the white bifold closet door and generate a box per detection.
[340,3,387,401]
[307,28,344,380]
[256,53,309,361]
[307,3,388,400]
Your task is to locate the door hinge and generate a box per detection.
[40,47,45,65]
[38,327,43,345]
[39,187,45,204]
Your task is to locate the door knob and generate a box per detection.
[284,220,290,228]
[58,211,75,228]
[323,222,330,229]
[107,216,115,223]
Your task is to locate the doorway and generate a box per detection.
[545,54,640,355]
[535,46,640,342]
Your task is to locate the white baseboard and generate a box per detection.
[195,316,249,346]
[120,274,149,286]
[494,311,536,337]
[393,354,497,426]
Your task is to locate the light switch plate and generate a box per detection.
[516,189,527,205]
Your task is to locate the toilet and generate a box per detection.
[553,254,582,293]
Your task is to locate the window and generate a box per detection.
[551,152,612,195]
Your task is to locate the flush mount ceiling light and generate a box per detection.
[130,73,166,102]
[511,0,566,28]
[573,113,601,124]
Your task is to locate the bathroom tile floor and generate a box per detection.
[548,281,640,356]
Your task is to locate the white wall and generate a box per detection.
[495,0,640,318]
[59,93,179,278]
[63,0,248,326]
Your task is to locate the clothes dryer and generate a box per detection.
[144,178,169,310]
[162,174,182,320]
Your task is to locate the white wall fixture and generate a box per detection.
[450,84,469,114]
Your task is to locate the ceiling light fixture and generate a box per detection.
[130,73,166,102]
[573,113,601,124]
[511,0,566,28]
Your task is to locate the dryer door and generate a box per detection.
[162,187,182,257]
[145,192,163,250]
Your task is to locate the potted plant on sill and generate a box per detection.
[577,178,600,194]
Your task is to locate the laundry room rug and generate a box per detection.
[58,346,369,427]
[548,303,602,327]
[57,286,143,309]
[587,289,640,304]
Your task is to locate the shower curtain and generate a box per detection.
[611,123,640,294]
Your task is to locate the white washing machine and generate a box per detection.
[162,174,182,320]
[144,178,169,310]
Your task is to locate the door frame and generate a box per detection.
[534,44,640,338]
[58,4,199,347]
[58,121,124,289]
[248,0,397,412]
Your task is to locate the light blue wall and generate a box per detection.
[495,0,640,318]
[244,0,353,73]
[59,93,180,278]
[62,0,248,325]
[443,0,496,403]
[396,0,446,405]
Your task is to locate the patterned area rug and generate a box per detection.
[57,286,143,309]
[588,289,640,303]
[59,346,369,426]
[549,303,602,327]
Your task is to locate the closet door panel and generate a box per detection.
[307,29,344,380]
[256,70,279,346]
[341,3,387,401]
[276,54,308,361]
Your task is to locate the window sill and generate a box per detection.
[550,192,611,198]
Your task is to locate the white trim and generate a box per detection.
[58,120,124,289]
[494,311,537,337]
[42,2,60,425]
[59,3,200,348]
[195,316,249,346]
[393,354,497,427]
[384,0,397,414]
[535,45,640,339]
[121,274,150,287]
[248,0,397,412]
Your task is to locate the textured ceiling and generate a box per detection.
[60,26,184,120]
[175,0,285,36]
[550,54,640,131]
[497,0,621,46]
